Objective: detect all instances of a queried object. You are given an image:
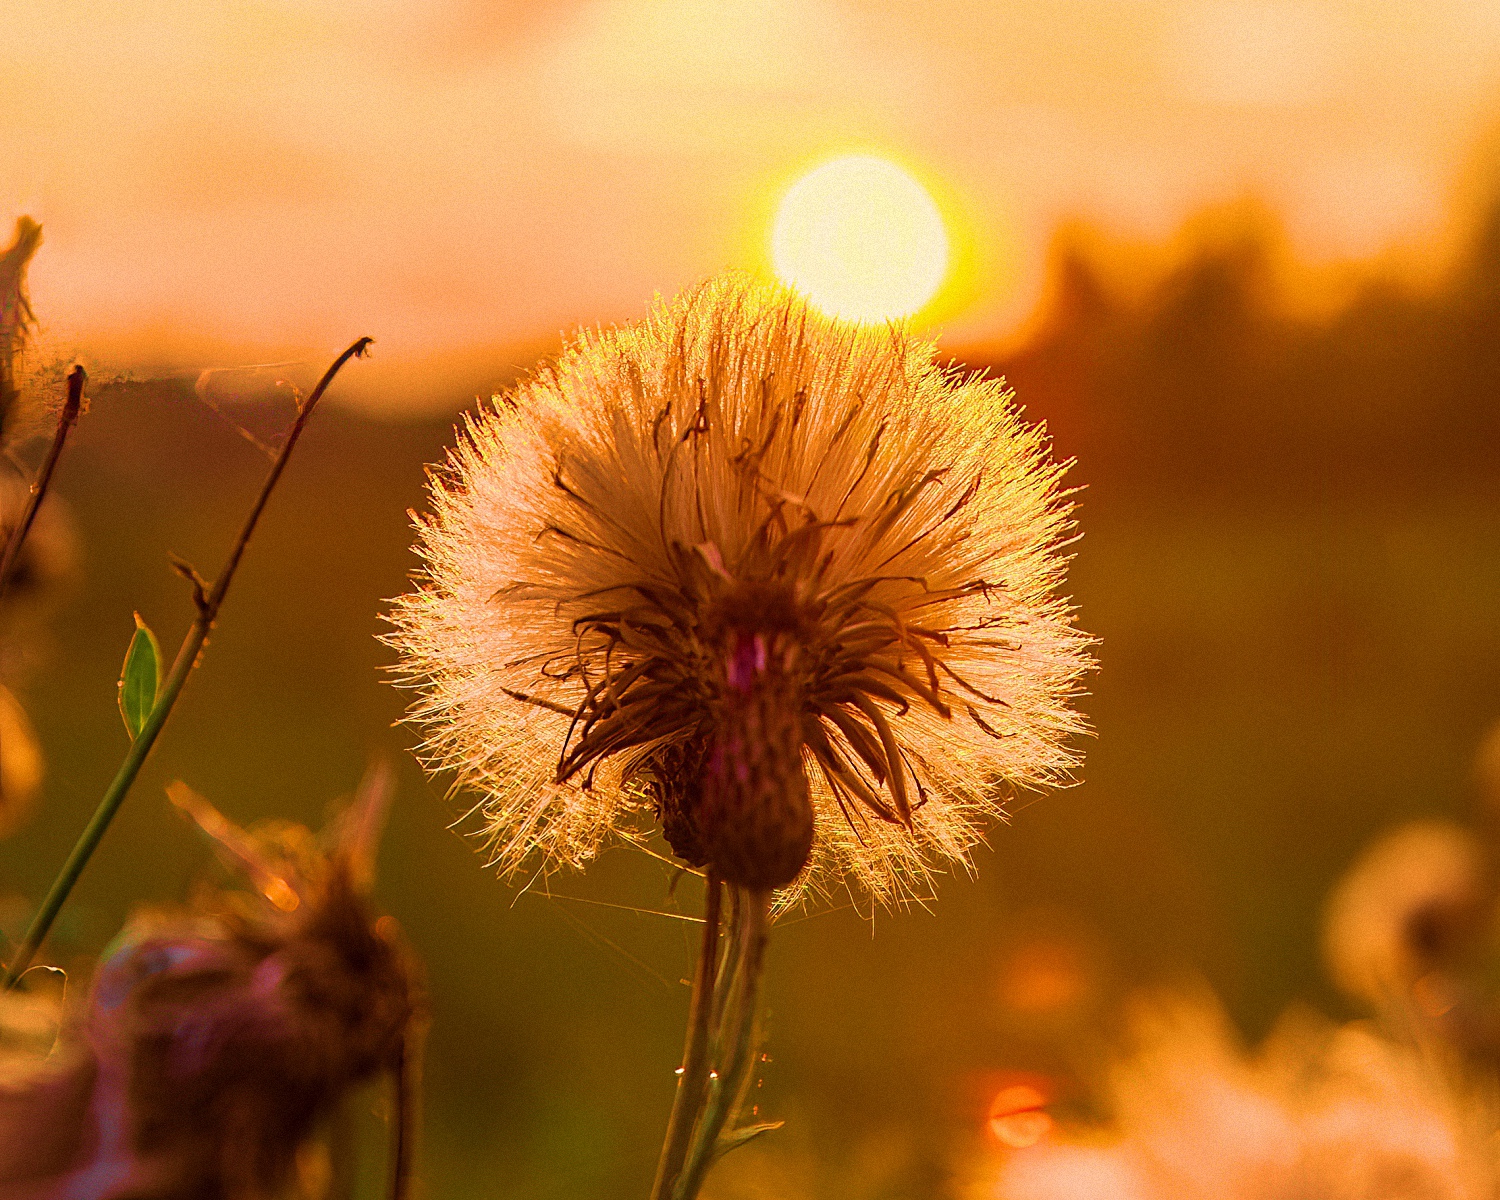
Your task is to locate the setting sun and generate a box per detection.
[771,155,949,324]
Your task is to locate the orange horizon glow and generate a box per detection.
[5,0,1500,410]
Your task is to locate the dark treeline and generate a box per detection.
[975,198,1500,503]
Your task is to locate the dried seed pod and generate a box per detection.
[72,767,424,1200]
[697,628,814,890]
[643,738,711,868]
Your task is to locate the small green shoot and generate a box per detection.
[117,612,161,740]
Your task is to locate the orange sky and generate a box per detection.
[5,0,1500,410]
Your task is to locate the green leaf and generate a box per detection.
[117,612,162,740]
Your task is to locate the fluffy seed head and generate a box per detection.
[388,273,1092,902]
[991,993,1500,1200]
[1323,820,1487,1010]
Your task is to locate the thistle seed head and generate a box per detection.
[389,273,1093,903]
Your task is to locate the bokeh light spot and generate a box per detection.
[988,1084,1053,1148]
[998,935,1091,1016]
[771,155,948,323]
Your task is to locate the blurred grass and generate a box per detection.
[0,197,1497,1196]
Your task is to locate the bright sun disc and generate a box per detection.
[771,155,949,323]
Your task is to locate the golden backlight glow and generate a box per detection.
[771,156,949,323]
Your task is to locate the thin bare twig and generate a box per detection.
[1,338,373,989]
[0,363,84,609]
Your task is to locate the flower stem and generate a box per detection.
[650,870,723,1200]
[0,338,372,989]
[672,887,770,1200]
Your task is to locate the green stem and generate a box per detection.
[672,887,770,1200]
[650,871,722,1200]
[1,338,372,989]
[709,886,741,1034]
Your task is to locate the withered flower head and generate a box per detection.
[81,768,421,1200]
[389,274,1091,901]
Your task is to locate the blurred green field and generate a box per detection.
[2,204,1498,1197]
